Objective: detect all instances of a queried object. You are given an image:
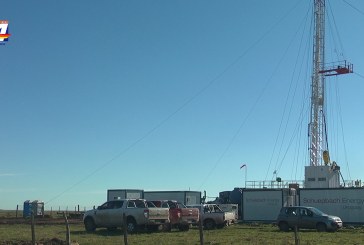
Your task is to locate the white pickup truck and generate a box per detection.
[187,204,236,229]
[83,199,170,232]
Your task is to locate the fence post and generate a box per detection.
[31,211,36,245]
[199,214,204,245]
[16,205,19,218]
[294,226,300,245]
[123,213,128,245]
[63,212,71,245]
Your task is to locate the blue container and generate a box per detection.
[23,200,32,218]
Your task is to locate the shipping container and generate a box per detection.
[299,188,364,224]
[242,189,283,222]
[144,191,201,205]
[107,189,144,201]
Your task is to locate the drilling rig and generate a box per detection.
[305,0,353,188]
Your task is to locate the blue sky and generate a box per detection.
[1,0,364,210]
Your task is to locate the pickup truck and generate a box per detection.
[150,200,199,231]
[83,199,170,233]
[187,204,236,229]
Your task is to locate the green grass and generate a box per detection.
[1,222,364,245]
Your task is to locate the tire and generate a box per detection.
[84,217,96,232]
[278,222,289,232]
[216,224,226,229]
[316,223,327,232]
[107,227,117,232]
[148,225,162,232]
[126,218,138,233]
[163,223,172,232]
[331,227,338,232]
[204,219,215,230]
[178,224,190,231]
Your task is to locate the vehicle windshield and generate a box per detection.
[167,201,178,208]
[308,207,326,216]
[146,201,156,208]
[205,205,223,212]
[213,205,223,212]
[177,202,186,208]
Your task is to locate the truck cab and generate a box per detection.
[150,200,199,231]
[187,204,236,229]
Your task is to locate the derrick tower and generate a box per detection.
[309,0,326,167]
[305,0,353,188]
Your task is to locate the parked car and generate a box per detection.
[83,199,170,233]
[187,204,236,229]
[276,206,343,232]
[150,200,199,231]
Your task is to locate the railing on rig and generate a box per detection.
[245,179,362,189]
[245,180,304,189]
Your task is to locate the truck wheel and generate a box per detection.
[148,225,162,232]
[316,223,327,232]
[178,224,190,231]
[163,223,172,232]
[278,222,289,232]
[204,219,215,230]
[126,218,138,233]
[107,227,117,231]
[216,224,225,229]
[84,217,96,232]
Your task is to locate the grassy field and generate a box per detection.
[1,221,364,245]
[1,211,364,244]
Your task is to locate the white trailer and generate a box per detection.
[299,188,364,224]
[144,191,201,205]
[107,189,144,201]
[242,189,296,222]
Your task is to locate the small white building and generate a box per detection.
[305,165,341,188]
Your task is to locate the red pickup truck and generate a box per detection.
[150,200,199,231]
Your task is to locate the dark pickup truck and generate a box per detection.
[150,200,199,231]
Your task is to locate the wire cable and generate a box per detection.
[197,0,305,189]
[265,2,312,181]
[354,72,364,80]
[342,0,364,16]
[327,1,346,60]
[46,0,305,205]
